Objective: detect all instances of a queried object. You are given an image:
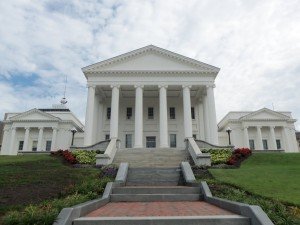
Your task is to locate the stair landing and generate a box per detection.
[86,201,235,217]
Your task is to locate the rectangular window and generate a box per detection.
[32,141,38,151]
[169,107,176,119]
[46,141,52,151]
[148,107,154,119]
[249,139,255,150]
[170,134,177,148]
[191,107,195,119]
[126,107,132,119]
[263,139,268,150]
[193,134,197,139]
[146,136,156,148]
[107,107,111,119]
[18,141,24,150]
[125,134,132,148]
[105,134,110,140]
[276,139,281,150]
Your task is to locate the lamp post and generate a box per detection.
[71,127,77,146]
[226,127,232,145]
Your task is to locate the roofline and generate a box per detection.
[81,44,220,73]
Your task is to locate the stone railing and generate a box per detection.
[96,138,120,165]
[194,139,234,151]
[70,140,110,152]
[185,137,211,166]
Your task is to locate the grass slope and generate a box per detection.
[210,153,300,206]
[0,155,99,216]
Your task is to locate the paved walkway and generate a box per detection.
[86,201,234,217]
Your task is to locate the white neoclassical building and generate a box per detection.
[0,105,84,155]
[82,45,219,150]
[218,108,298,152]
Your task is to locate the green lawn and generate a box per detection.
[210,153,300,206]
[0,155,100,217]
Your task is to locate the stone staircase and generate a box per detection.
[113,148,189,167]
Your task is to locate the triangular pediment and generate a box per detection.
[240,108,290,121]
[9,109,60,121]
[82,45,220,73]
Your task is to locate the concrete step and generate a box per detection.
[74,215,251,225]
[110,194,201,202]
[126,167,182,186]
[113,149,189,167]
[112,186,200,194]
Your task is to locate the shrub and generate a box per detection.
[201,148,232,165]
[227,148,252,166]
[62,150,77,164]
[99,165,118,179]
[72,150,98,164]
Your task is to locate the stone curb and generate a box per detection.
[180,161,197,186]
[200,181,274,225]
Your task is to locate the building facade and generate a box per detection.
[0,105,84,155]
[218,108,298,152]
[82,45,219,149]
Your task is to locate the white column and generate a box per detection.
[282,126,291,152]
[269,126,277,150]
[134,85,144,148]
[84,84,96,146]
[92,95,100,143]
[110,85,120,139]
[37,127,44,151]
[243,126,249,148]
[206,84,218,145]
[198,100,205,140]
[9,127,16,154]
[23,127,30,151]
[183,85,193,138]
[159,85,169,148]
[256,126,263,150]
[203,95,211,142]
[97,99,104,142]
[0,128,9,155]
[51,127,58,150]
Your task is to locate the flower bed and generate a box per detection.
[51,150,100,165]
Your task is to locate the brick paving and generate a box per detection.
[86,201,235,217]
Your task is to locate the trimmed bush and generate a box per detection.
[227,148,252,165]
[201,148,232,165]
[72,150,98,164]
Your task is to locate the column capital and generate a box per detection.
[158,85,168,89]
[206,84,216,89]
[87,84,96,89]
[134,84,144,89]
[11,127,16,131]
[52,127,58,131]
[269,125,276,129]
[38,127,44,130]
[256,126,262,129]
[182,85,192,89]
[243,126,249,130]
[25,127,30,130]
[110,85,120,89]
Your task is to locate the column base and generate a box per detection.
[159,145,170,148]
[134,145,143,148]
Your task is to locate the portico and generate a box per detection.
[82,45,220,149]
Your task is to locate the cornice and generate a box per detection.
[85,70,216,75]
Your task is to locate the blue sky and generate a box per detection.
[0,0,300,129]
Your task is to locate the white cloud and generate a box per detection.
[0,0,300,130]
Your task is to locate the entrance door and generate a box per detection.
[146,136,156,148]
